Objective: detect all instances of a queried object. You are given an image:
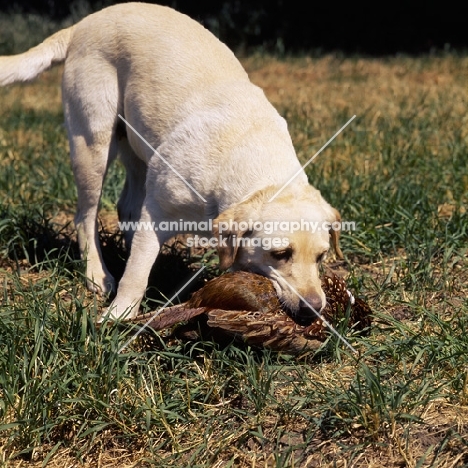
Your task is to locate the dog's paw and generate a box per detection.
[86,273,116,296]
[97,299,139,323]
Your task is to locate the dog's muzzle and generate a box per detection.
[293,296,323,325]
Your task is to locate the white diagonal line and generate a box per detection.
[118,265,206,353]
[268,266,357,354]
[268,115,356,202]
[118,114,207,203]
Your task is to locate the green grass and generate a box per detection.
[1,53,468,467]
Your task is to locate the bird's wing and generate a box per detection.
[129,304,208,330]
[206,309,323,353]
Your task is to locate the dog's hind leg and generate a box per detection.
[68,132,118,294]
[116,129,147,250]
[63,65,120,295]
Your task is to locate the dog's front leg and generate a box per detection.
[102,203,163,320]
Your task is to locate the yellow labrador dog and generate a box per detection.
[0,3,343,321]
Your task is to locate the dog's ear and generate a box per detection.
[213,204,253,270]
[330,207,344,259]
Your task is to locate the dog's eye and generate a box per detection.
[270,248,293,261]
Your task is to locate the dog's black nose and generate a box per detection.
[295,297,323,325]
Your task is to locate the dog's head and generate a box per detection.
[213,185,343,324]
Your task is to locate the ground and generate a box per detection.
[0,54,468,467]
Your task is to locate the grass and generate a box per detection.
[1,46,468,467]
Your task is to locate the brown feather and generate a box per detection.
[129,271,372,354]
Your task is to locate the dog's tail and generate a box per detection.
[0,25,75,86]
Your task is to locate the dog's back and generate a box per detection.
[0,4,248,101]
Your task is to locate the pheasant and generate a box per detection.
[129,271,372,354]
